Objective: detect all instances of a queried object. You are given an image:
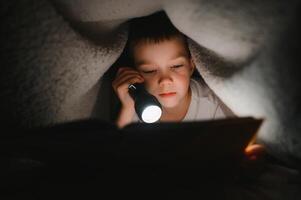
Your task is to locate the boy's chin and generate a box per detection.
[160,101,179,109]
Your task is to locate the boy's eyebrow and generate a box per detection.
[170,50,190,60]
[136,54,188,67]
[136,60,150,67]
[170,54,188,61]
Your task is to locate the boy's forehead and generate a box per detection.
[133,37,190,65]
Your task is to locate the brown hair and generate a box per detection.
[127,11,191,64]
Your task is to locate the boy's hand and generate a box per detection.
[244,144,266,162]
[237,144,267,178]
[112,67,144,128]
[112,67,144,108]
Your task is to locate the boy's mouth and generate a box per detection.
[159,92,177,97]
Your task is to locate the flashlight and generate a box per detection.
[128,83,162,123]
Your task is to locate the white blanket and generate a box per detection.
[0,0,300,166]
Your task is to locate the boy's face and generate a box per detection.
[133,37,195,108]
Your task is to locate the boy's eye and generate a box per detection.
[142,69,156,74]
[171,64,183,69]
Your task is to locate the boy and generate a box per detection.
[112,11,265,161]
[112,12,232,128]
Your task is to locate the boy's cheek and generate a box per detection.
[143,78,155,91]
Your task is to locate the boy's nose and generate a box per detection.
[158,73,173,86]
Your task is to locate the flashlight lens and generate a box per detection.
[141,105,162,123]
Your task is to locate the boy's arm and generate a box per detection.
[116,105,135,128]
[112,67,144,128]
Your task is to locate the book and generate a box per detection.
[120,117,263,169]
[0,117,263,189]
[1,117,262,167]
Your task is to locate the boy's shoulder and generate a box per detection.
[190,78,215,100]
[190,77,235,117]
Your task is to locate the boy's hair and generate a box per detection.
[127,11,191,63]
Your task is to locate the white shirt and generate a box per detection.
[183,78,230,121]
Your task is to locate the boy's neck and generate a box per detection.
[160,87,192,122]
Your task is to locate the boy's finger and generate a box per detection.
[115,78,143,95]
[113,72,142,88]
[244,144,266,161]
[117,67,136,76]
[245,144,265,156]
[113,76,143,92]
[114,73,144,87]
[118,77,145,90]
[117,70,142,79]
[116,71,142,83]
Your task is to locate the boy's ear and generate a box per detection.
[190,58,196,76]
